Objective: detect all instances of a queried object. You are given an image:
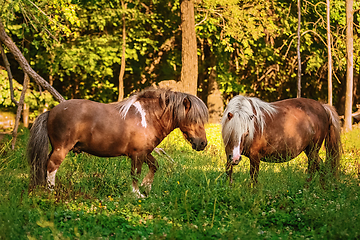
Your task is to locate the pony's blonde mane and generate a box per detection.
[221,95,277,148]
[115,88,208,125]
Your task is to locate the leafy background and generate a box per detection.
[0,0,359,116]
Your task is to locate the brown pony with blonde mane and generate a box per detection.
[221,95,341,184]
[27,89,208,197]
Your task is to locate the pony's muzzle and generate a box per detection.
[191,138,207,151]
[228,155,241,165]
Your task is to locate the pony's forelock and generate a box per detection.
[221,95,277,148]
[182,94,209,124]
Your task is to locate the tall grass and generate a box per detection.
[0,124,359,239]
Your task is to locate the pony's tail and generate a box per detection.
[27,111,50,188]
[322,104,342,177]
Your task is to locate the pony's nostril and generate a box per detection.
[192,142,196,149]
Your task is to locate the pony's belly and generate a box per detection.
[75,132,155,158]
[73,143,126,158]
[259,151,301,163]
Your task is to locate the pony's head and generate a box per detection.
[172,93,209,151]
[221,95,277,165]
[116,88,208,151]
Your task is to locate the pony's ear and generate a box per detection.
[227,112,234,120]
[183,97,191,113]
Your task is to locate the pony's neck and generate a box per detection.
[143,101,177,139]
[158,110,178,136]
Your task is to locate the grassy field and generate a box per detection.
[0,124,360,239]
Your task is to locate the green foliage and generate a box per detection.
[0,70,57,120]
[1,124,360,239]
[196,0,360,102]
[1,0,360,109]
[0,70,21,108]
[1,0,184,102]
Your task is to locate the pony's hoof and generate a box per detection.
[137,192,146,198]
[132,188,146,198]
[47,185,55,192]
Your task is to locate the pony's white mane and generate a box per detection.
[221,95,277,148]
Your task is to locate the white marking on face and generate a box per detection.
[47,169,57,187]
[232,137,242,161]
[133,101,147,128]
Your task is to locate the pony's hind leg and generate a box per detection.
[141,154,159,195]
[304,145,323,182]
[46,147,68,188]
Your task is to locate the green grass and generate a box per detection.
[0,124,360,239]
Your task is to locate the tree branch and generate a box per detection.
[0,17,65,103]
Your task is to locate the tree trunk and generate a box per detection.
[344,0,354,132]
[118,1,126,101]
[327,0,333,106]
[0,43,18,105]
[296,0,301,98]
[11,73,29,149]
[22,103,29,128]
[207,65,223,123]
[180,0,198,96]
[0,17,65,103]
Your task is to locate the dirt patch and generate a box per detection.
[0,111,15,131]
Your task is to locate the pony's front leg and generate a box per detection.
[250,159,260,186]
[130,155,145,198]
[226,161,233,185]
[141,154,159,195]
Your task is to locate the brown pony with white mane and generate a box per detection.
[27,89,208,197]
[221,95,341,184]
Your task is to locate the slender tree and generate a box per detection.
[180,0,198,96]
[297,0,301,98]
[0,43,16,105]
[118,0,127,101]
[327,0,333,106]
[1,40,30,148]
[11,73,29,149]
[344,0,354,132]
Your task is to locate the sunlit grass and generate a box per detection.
[0,124,359,239]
